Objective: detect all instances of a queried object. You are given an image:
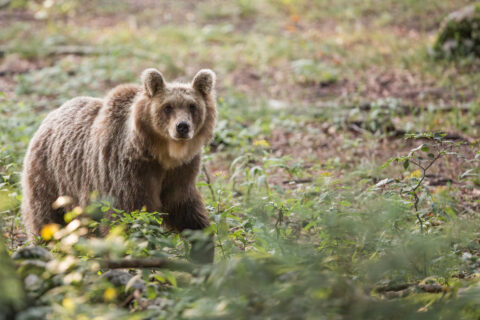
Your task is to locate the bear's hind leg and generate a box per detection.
[21,164,63,241]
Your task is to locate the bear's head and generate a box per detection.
[134,68,216,166]
[141,68,216,142]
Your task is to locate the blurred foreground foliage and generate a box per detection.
[2,133,480,319]
[0,233,24,320]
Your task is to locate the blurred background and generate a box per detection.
[2,0,480,165]
[1,0,479,114]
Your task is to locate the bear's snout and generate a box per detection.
[176,121,191,137]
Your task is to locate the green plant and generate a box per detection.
[381,132,478,232]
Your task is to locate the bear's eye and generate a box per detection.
[163,104,173,115]
[189,103,197,113]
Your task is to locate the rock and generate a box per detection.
[16,306,53,320]
[148,297,174,310]
[17,260,48,278]
[23,274,43,292]
[11,246,53,262]
[101,270,145,291]
[434,5,480,58]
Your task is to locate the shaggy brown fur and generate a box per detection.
[21,69,216,260]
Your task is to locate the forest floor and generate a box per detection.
[2,0,480,319]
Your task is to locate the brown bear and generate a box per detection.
[21,68,216,262]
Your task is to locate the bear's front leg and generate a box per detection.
[160,156,214,263]
[162,189,214,264]
[162,188,210,231]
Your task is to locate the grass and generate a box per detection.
[1,0,480,318]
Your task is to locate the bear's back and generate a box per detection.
[49,84,140,131]
[36,96,104,203]
[47,96,103,129]
[28,85,141,207]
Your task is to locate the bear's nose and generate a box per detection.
[176,121,190,136]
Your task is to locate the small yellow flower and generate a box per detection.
[253,139,270,148]
[41,223,60,241]
[214,171,225,177]
[72,206,83,215]
[409,170,422,179]
[104,287,117,301]
[434,186,447,194]
[62,297,75,311]
[320,171,332,177]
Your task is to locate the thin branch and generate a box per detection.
[100,258,195,273]
[274,206,284,239]
[411,153,442,193]
[409,151,443,233]
[202,165,216,202]
[408,160,423,170]
[120,291,136,308]
[282,178,312,184]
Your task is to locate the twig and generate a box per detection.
[355,101,473,116]
[347,122,366,134]
[426,176,454,186]
[202,165,216,202]
[419,283,444,293]
[274,206,284,239]
[0,45,100,58]
[120,292,135,308]
[215,191,226,259]
[282,178,313,184]
[101,258,195,273]
[43,45,98,57]
[0,45,162,61]
[409,152,443,233]
[346,121,470,142]
[376,282,414,293]
[0,68,40,76]
[9,215,14,252]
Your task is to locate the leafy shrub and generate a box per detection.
[434,4,480,58]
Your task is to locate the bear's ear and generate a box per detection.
[192,69,216,95]
[141,68,165,97]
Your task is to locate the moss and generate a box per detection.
[434,4,480,58]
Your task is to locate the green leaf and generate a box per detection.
[403,159,409,169]
[339,200,351,207]
[146,285,157,299]
[380,159,393,169]
[421,145,430,152]
[444,207,457,219]
[164,271,177,288]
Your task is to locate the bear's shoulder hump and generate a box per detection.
[105,84,141,110]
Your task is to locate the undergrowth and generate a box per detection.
[2,0,480,319]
